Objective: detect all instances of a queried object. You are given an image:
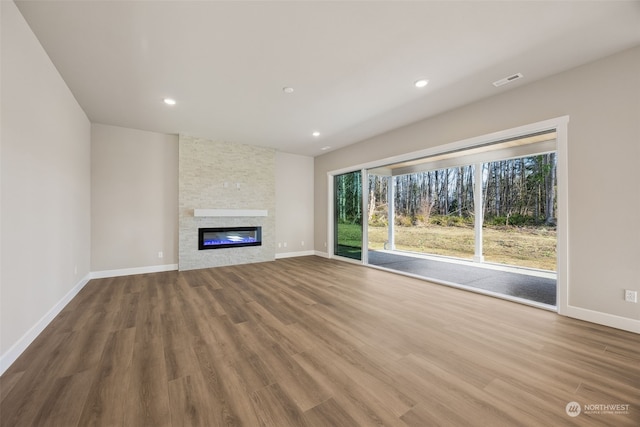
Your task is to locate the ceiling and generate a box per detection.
[15,1,640,157]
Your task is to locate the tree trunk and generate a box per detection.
[545,153,556,225]
[457,167,463,216]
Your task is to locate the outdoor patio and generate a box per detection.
[367,250,557,307]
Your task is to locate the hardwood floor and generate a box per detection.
[1,256,638,426]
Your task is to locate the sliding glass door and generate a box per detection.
[334,171,363,260]
[328,120,566,309]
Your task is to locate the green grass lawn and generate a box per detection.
[338,223,557,271]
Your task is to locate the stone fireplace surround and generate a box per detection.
[178,135,276,271]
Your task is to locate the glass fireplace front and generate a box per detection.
[198,227,262,250]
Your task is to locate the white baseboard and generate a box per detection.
[562,305,640,334]
[90,263,178,279]
[314,250,331,259]
[0,263,178,375]
[0,274,90,375]
[324,254,639,334]
[275,250,316,259]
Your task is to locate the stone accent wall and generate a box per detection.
[178,135,275,270]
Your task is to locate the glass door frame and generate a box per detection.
[332,170,367,261]
[326,116,568,315]
[327,168,369,264]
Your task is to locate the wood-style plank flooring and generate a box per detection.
[1,256,639,426]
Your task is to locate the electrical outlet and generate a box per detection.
[158,251,163,259]
[301,241,304,246]
[624,290,637,303]
[283,242,287,248]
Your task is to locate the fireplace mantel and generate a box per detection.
[193,209,268,217]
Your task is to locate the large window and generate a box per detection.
[482,154,557,270]
[330,119,568,310]
[363,130,558,271]
[368,168,476,259]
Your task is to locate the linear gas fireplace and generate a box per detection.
[198,227,262,250]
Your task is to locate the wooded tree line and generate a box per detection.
[363,153,557,226]
[335,171,362,224]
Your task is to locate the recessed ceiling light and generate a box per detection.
[312,131,320,137]
[283,87,294,94]
[414,79,429,88]
[321,146,331,151]
[163,98,176,105]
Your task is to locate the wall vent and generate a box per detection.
[493,73,524,87]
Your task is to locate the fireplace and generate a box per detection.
[198,227,262,250]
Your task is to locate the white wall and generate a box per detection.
[275,152,314,257]
[91,124,178,273]
[1,1,91,371]
[315,46,640,332]
[92,129,314,272]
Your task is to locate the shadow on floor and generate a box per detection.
[368,250,557,307]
